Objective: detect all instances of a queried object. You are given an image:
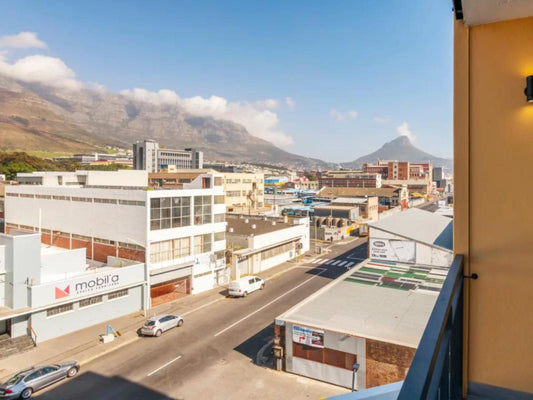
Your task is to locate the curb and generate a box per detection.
[78,334,140,367]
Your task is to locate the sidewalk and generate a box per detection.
[0,258,310,382]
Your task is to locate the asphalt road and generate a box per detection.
[34,239,367,400]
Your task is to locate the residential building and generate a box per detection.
[133,139,203,172]
[226,215,309,279]
[362,162,433,181]
[0,231,145,343]
[318,172,382,189]
[148,170,264,212]
[284,180,319,190]
[4,171,227,307]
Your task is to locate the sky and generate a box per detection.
[0,0,454,163]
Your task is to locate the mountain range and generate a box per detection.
[0,74,452,170]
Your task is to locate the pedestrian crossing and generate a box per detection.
[308,258,357,269]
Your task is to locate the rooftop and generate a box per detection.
[277,260,444,347]
[317,187,403,198]
[226,215,292,235]
[369,208,453,251]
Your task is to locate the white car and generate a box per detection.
[228,276,265,297]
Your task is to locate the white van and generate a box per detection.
[228,276,265,297]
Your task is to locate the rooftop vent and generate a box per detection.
[244,219,249,223]
[228,228,234,233]
[272,221,277,226]
[251,224,256,229]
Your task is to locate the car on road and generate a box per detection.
[0,362,79,399]
[228,276,265,297]
[141,314,184,337]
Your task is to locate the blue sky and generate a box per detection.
[0,0,453,162]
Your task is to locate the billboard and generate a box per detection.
[369,238,416,263]
[293,325,324,348]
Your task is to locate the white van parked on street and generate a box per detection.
[228,276,265,297]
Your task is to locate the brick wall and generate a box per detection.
[72,238,92,259]
[118,247,145,263]
[93,243,116,263]
[365,338,416,388]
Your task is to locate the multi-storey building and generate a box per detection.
[4,172,226,307]
[318,173,382,189]
[133,140,203,172]
[148,170,264,212]
[362,161,433,181]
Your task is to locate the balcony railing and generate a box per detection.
[397,254,464,400]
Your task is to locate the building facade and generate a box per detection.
[318,173,382,189]
[4,172,227,307]
[133,140,203,172]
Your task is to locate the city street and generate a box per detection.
[33,239,367,400]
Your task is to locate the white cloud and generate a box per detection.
[254,98,279,110]
[0,55,81,90]
[374,116,391,123]
[120,89,294,147]
[0,32,46,48]
[285,97,295,109]
[397,122,415,141]
[330,109,358,122]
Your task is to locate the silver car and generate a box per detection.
[140,314,184,337]
[0,362,79,399]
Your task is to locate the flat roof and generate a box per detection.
[277,260,444,347]
[369,208,453,251]
[226,216,292,235]
[332,197,368,204]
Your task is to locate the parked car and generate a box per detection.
[228,276,265,297]
[140,314,184,337]
[0,362,79,399]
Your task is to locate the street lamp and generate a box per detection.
[352,363,360,392]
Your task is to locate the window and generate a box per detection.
[108,289,128,300]
[150,196,191,231]
[150,237,190,263]
[214,214,225,223]
[72,196,92,202]
[193,196,212,225]
[79,295,103,308]
[214,177,223,186]
[214,195,225,204]
[214,232,225,241]
[194,234,212,254]
[6,192,19,197]
[94,198,117,204]
[261,242,294,260]
[46,303,73,317]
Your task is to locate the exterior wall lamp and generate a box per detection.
[525,76,533,102]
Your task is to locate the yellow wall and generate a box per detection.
[454,17,533,393]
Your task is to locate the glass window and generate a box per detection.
[214,232,225,241]
[150,196,191,231]
[194,234,212,254]
[193,196,212,225]
[79,295,103,308]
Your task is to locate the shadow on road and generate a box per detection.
[234,323,274,368]
[305,241,368,279]
[34,372,176,400]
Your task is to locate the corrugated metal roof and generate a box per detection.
[369,208,453,251]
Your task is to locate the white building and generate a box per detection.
[133,139,203,172]
[17,170,148,187]
[0,231,145,343]
[4,172,227,307]
[226,215,310,279]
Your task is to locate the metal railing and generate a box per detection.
[397,255,464,400]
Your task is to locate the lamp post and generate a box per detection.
[352,363,360,392]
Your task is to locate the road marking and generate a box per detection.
[345,262,355,268]
[214,268,327,337]
[312,258,324,264]
[325,260,334,265]
[331,260,340,266]
[147,355,182,377]
[338,261,347,266]
[182,298,224,317]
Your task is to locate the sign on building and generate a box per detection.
[369,238,416,263]
[293,325,324,348]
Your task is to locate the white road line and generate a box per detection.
[182,298,224,317]
[214,268,327,337]
[338,261,347,266]
[325,260,334,265]
[147,355,182,377]
[331,260,340,266]
[346,262,355,268]
[313,259,324,264]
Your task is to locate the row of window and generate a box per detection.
[150,196,215,231]
[260,242,294,260]
[6,192,145,206]
[150,233,225,264]
[46,289,129,317]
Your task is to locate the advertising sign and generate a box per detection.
[369,238,416,263]
[293,325,324,348]
[31,263,145,307]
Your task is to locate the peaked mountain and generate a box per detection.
[0,75,330,169]
[342,135,453,170]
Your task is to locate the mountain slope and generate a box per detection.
[342,136,453,170]
[0,76,331,168]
